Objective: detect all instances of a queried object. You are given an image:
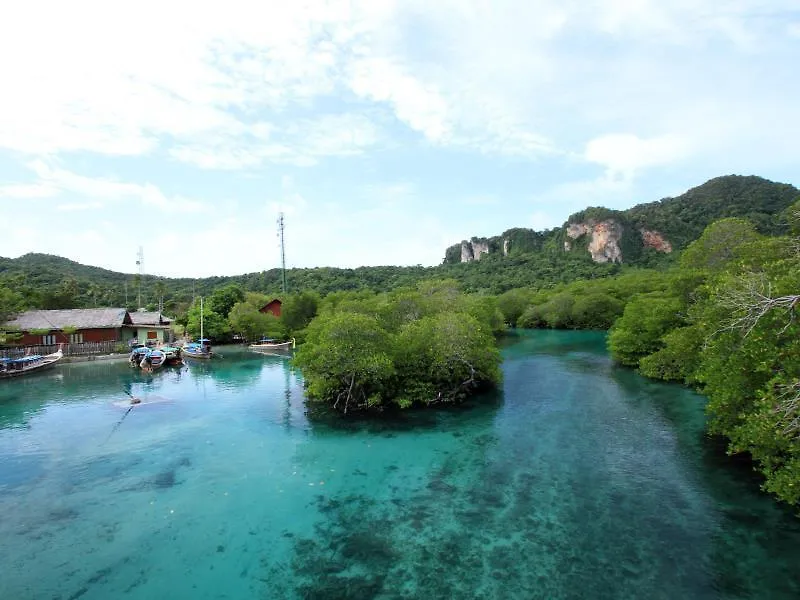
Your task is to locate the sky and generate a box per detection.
[1,0,799,278]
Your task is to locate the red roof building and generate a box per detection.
[259,299,282,318]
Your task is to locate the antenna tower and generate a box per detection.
[136,246,144,309]
[278,212,287,293]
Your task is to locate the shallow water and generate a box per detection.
[0,331,798,599]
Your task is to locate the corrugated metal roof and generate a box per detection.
[129,311,172,325]
[3,308,129,330]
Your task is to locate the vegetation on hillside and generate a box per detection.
[444,175,799,265]
[2,175,795,322]
[0,247,622,322]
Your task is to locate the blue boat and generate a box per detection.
[183,297,215,360]
[183,339,214,360]
[128,346,167,371]
[0,347,64,379]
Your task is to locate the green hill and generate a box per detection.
[1,175,797,318]
[445,175,800,266]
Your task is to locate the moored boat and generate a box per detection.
[183,339,214,360]
[0,346,64,379]
[159,345,183,365]
[129,346,167,372]
[183,297,215,360]
[249,337,295,353]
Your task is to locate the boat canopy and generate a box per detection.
[1,355,43,364]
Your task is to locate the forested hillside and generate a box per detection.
[1,174,797,322]
[444,175,800,265]
[0,243,618,320]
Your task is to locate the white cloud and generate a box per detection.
[349,57,451,142]
[57,202,104,212]
[29,160,143,199]
[168,113,381,169]
[2,160,211,215]
[1,0,797,167]
[1,0,799,275]
[584,133,689,179]
[0,182,58,198]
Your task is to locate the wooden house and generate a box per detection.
[128,310,174,345]
[2,308,176,346]
[2,308,132,345]
[259,299,282,318]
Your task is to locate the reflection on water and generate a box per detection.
[0,336,798,599]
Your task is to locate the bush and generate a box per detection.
[294,289,502,413]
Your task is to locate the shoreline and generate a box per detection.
[61,353,130,364]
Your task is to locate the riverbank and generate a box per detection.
[60,353,129,364]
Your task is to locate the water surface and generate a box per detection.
[0,331,798,599]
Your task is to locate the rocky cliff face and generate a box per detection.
[566,220,624,263]
[564,220,674,263]
[444,175,798,266]
[460,240,491,262]
[640,229,673,253]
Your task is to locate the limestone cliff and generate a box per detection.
[460,239,490,262]
[640,229,673,253]
[565,220,624,263]
[443,175,800,266]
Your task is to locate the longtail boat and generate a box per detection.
[0,346,64,379]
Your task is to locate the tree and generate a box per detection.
[41,277,80,309]
[86,283,103,307]
[132,274,142,309]
[0,284,24,324]
[638,325,703,383]
[209,284,245,319]
[294,289,502,412]
[244,291,270,309]
[394,312,501,407]
[186,298,230,340]
[294,312,395,413]
[539,293,576,328]
[280,291,320,333]
[154,280,167,313]
[570,293,624,329]
[607,293,683,367]
[680,218,760,271]
[496,289,534,327]
[229,302,284,341]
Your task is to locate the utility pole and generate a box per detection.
[277,212,287,294]
[136,246,144,309]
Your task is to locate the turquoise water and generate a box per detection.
[0,331,798,599]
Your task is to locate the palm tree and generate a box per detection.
[154,280,167,313]
[86,283,103,307]
[132,274,142,310]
